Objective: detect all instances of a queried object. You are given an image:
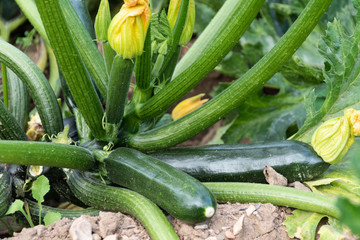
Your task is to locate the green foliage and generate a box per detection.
[15,28,39,50]
[43,212,61,227]
[6,200,34,228]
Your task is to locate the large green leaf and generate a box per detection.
[291,4,360,143]
[283,210,326,240]
[212,74,309,144]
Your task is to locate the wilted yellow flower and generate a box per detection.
[172,93,208,121]
[345,108,360,136]
[26,112,44,141]
[311,116,354,164]
[108,0,151,59]
[168,0,195,45]
[94,0,111,41]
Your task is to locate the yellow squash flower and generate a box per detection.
[311,115,354,164]
[108,0,151,59]
[168,0,195,45]
[172,93,208,121]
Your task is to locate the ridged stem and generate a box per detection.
[128,0,333,150]
[0,141,94,170]
[0,100,28,140]
[128,0,266,120]
[205,182,340,218]
[36,0,105,139]
[105,56,134,142]
[135,25,152,90]
[1,64,9,107]
[0,39,63,135]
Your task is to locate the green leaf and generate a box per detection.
[151,11,172,54]
[32,175,50,203]
[318,217,355,240]
[212,74,309,144]
[43,212,61,226]
[6,199,24,215]
[292,7,360,143]
[283,210,326,240]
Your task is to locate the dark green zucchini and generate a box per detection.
[149,140,329,183]
[0,166,12,217]
[104,148,217,223]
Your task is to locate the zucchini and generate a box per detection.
[66,170,180,240]
[0,166,12,217]
[149,140,330,183]
[104,148,217,223]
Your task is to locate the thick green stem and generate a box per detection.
[205,182,340,218]
[128,0,332,150]
[0,40,63,135]
[103,42,116,76]
[1,64,9,107]
[0,100,28,140]
[135,25,152,91]
[127,0,265,120]
[36,0,105,139]
[105,56,134,142]
[0,141,94,170]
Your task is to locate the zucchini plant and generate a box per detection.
[1,0,359,239]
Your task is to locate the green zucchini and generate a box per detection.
[149,140,329,183]
[0,166,12,217]
[104,147,217,223]
[66,170,180,240]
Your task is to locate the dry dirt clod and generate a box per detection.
[69,216,93,240]
[104,234,118,240]
[225,230,235,239]
[288,181,312,192]
[264,166,288,186]
[233,214,245,235]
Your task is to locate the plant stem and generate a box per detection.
[128,0,333,150]
[204,182,340,218]
[135,25,152,91]
[0,141,94,170]
[1,64,9,108]
[105,56,134,142]
[36,0,105,139]
[0,40,63,135]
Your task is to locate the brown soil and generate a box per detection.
[4,203,293,240]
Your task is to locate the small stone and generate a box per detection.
[264,166,288,186]
[288,181,312,192]
[205,237,217,240]
[104,234,118,240]
[246,205,256,216]
[93,233,101,240]
[194,224,208,230]
[225,230,235,239]
[69,216,93,240]
[233,214,245,235]
[122,236,129,240]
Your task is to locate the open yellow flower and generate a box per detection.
[108,0,151,59]
[311,115,354,164]
[168,0,195,45]
[172,94,208,121]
